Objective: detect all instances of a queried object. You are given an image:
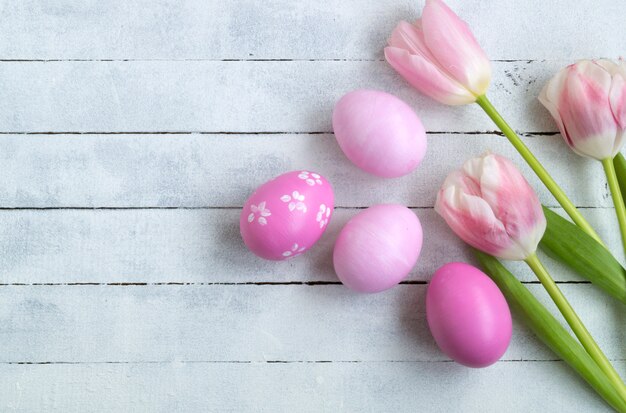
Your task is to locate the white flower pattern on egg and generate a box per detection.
[280,191,307,213]
[298,171,323,186]
[241,171,333,261]
[316,204,331,228]
[248,201,271,226]
[282,243,306,258]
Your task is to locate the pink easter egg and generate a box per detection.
[426,262,512,368]
[332,89,427,178]
[240,170,334,260]
[333,204,423,293]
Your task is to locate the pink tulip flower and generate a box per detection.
[539,59,626,161]
[384,0,491,105]
[435,153,546,260]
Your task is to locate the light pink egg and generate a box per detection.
[332,89,427,178]
[426,262,512,368]
[240,170,334,260]
[333,204,423,293]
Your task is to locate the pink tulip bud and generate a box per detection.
[384,0,491,105]
[539,59,626,161]
[435,153,546,261]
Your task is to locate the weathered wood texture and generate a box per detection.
[1,0,624,60]
[0,208,622,284]
[0,61,592,133]
[0,284,623,363]
[0,133,609,208]
[2,0,625,412]
[4,361,623,412]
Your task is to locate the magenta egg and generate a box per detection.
[426,262,512,368]
[332,89,427,178]
[333,204,423,293]
[240,170,334,260]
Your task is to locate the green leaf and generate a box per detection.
[475,250,626,412]
[613,153,626,201]
[540,206,626,304]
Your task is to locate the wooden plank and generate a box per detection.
[1,360,621,412]
[0,208,621,284]
[0,284,622,363]
[3,2,622,411]
[0,60,576,133]
[0,0,623,61]
[0,133,609,208]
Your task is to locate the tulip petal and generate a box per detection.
[559,62,617,159]
[388,20,468,97]
[538,66,570,140]
[421,0,491,96]
[436,153,546,261]
[609,67,626,155]
[542,65,569,105]
[384,46,476,105]
[595,59,621,76]
[462,153,546,259]
[388,20,438,63]
[612,129,626,158]
[608,71,626,130]
[436,184,514,257]
[541,60,626,159]
[479,155,546,256]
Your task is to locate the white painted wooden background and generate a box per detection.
[1,0,625,411]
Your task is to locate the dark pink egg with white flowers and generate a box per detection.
[240,170,334,260]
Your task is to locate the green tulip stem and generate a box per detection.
[475,95,604,246]
[602,157,626,258]
[525,253,626,400]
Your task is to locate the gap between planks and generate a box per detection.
[3,358,621,365]
[0,281,591,286]
[0,206,609,210]
[0,130,559,136]
[0,58,538,63]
